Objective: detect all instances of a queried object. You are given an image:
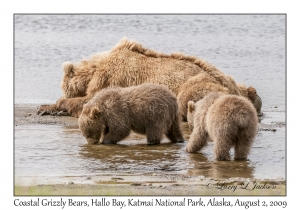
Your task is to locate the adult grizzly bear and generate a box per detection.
[78,84,185,145]
[37,38,243,118]
[186,92,258,161]
[176,73,262,121]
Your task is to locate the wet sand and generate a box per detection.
[14,104,78,127]
[14,104,286,196]
[15,181,286,196]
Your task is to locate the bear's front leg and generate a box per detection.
[37,104,61,116]
[186,127,208,153]
[56,97,90,118]
[101,133,122,144]
[166,120,185,143]
[101,138,115,144]
[101,126,130,144]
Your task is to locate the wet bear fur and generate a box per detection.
[186,92,258,161]
[78,83,185,145]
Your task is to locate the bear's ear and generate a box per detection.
[247,86,257,102]
[89,107,100,119]
[188,101,195,113]
[62,61,74,78]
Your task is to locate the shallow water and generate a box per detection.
[14,15,286,184]
[15,111,285,183]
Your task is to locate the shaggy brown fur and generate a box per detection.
[37,38,242,117]
[186,92,258,161]
[177,73,262,121]
[78,84,185,145]
[247,87,262,116]
[177,73,231,121]
[237,84,262,116]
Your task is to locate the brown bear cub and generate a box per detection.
[176,72,263,121]
[78,83,185,145]
[186,92,258,161]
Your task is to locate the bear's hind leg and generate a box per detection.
[214,136,233,161]
[166,121,185,143]
[234,135,254,160]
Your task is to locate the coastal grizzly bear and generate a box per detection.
[78,84,185,145]
[176,72,262,121]
[186,92,258,161]
[37,38,242,118]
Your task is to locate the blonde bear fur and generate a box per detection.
[177,73,262,121]
[186,92,258,161]
[78,84,185,145]
[37,38,243,118]
[60,38,240,98]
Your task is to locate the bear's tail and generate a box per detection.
[219,96,256,130]
[234,110,252,129]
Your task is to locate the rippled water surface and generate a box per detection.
[15,113,285,181]
[14,15,286,183]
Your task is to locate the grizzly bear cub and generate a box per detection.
[186,92,258,160]
[78,83,185,145]
[176,72,263,121]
